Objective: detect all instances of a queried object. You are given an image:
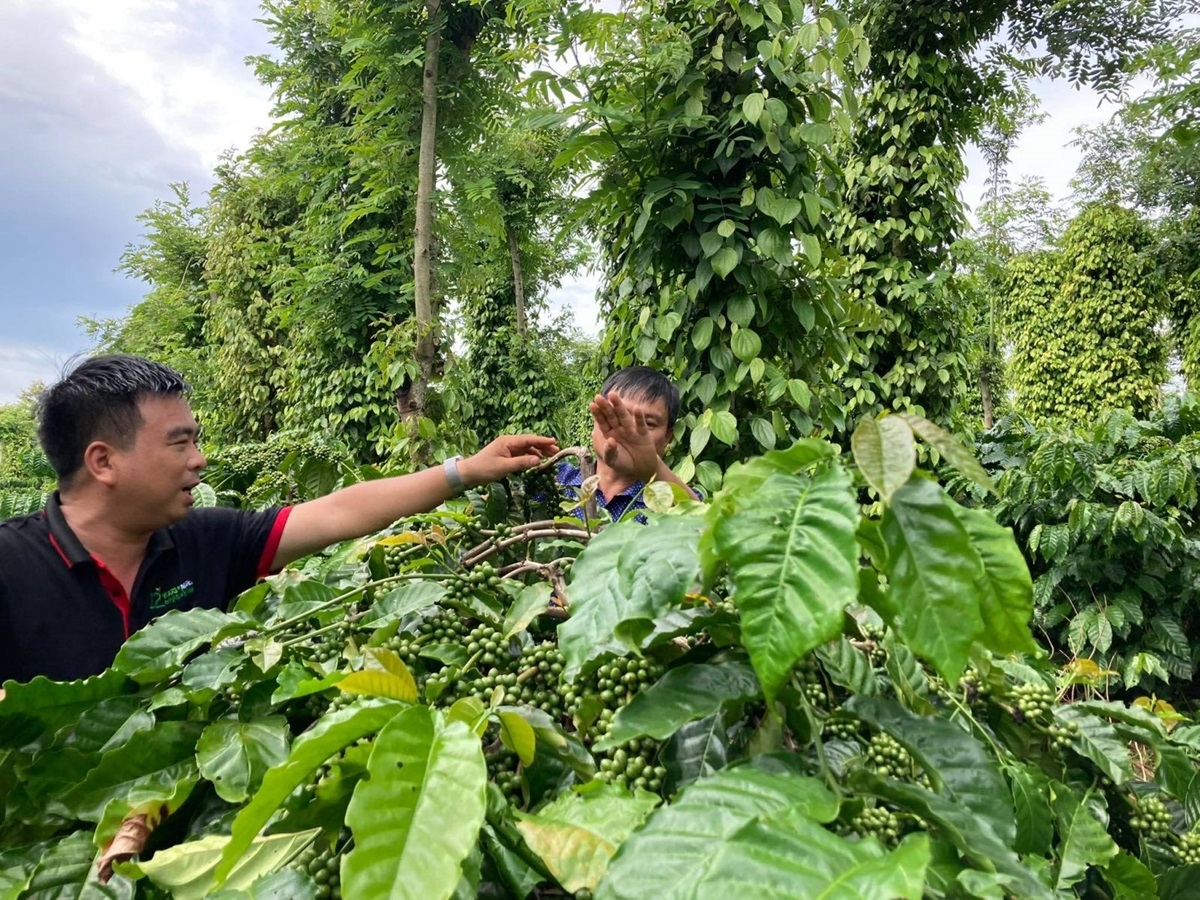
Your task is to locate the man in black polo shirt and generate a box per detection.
[0,355,557,684]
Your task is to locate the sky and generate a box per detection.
[0,0,1129,403]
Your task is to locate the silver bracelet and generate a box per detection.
[443,455,465,493]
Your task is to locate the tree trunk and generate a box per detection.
[410,0,442,433]
[506,221,527,339]
[981,366,994,431]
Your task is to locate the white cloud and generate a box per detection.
[44,0,274,169]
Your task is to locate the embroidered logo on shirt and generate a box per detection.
[149,580,196,611]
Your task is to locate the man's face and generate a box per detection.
[592,391,672,477]
[110,395,206,528]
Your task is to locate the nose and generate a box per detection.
[192,447,207,471]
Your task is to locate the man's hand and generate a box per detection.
[590,392,661,480]
[459,434,560,488]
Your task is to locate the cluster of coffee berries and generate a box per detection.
[1131,795,1173,839]
[488,750,522,805]
[823,713,860,742]
[1045,720,1079,751]
[595,739,666,792]
[445,564,503,604]
[1009,682,1055,722]
[1175,830,1200,864]
[867,733,913,780]
[292,832,349,900]
[851,805,902,845]
[381,542,419,576]
[567,657,665,730]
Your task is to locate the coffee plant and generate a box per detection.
[964,397,1200,692]
[4,421,1200,898]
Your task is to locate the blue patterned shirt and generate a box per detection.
[555,463,648,524]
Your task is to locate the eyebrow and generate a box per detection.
[165,425,200,440]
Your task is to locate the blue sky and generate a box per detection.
[0,0,1124,404]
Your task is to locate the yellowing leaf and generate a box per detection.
[644,481,676,513]
[377,533,426,546]
[337,670,417,703]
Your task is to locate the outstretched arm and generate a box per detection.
[591,393,699,501]
[270,434,559,570]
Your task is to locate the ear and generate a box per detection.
[82,440,120,487]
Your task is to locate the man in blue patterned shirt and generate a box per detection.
[557,367,699,523]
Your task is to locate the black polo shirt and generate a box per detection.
[0,493,290,684]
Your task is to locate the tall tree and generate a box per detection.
[1004,203,1168,425]
[550,0,868,486]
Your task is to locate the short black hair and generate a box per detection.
[600,366,680,428]
[37,354,190,486]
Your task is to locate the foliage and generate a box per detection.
[968,396,1200,690]
[201,432,372,510]
[83,183,215,398]
[1003,203,1168,427]
[457,280,599,443]
[0,390,51,501]
[7,428,1200,897]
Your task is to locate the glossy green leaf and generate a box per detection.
[216,699,406,885]
[62,720,202,822]
[711,247,738,278]
[0,670,130,748]
[595,659,760,751]
[713,464,858,701]
[897,413,995,494]
[197,717,291,804]
[22,831,132,900]
[559,517,704,680]
[882,634,932,713]
[504,583,554,638]
[507,706,597,780]
[699,230,724,258]
[498,709,537,766]
[114,608,252,684]
[848,696,1014,846]
[1006,765,1053,856]
[852,415,916,503]
[719,439,835,497]
[1052,706,1133,785]
[878,477,983,682]
[661,714,728,791]
[749,416,775,449]
[128,831,318,900]
[1052,784,1118,892]
[1103,852,1158,900]
[815,638,878,696]
[849,772,1049,899]
[743,92,765,125]
[710,410,738,445]
[516,785,659,892]
[208,867,317,900]
[181,647,245,693]
[598,765,927,899]
[799,233,822,267]
[731,328,762,362]
[363,580,447,626]
[1159,865,1200,900]
[952,507,1038,657]
[341,706,487,900]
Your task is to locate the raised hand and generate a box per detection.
[590,391,662,481]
